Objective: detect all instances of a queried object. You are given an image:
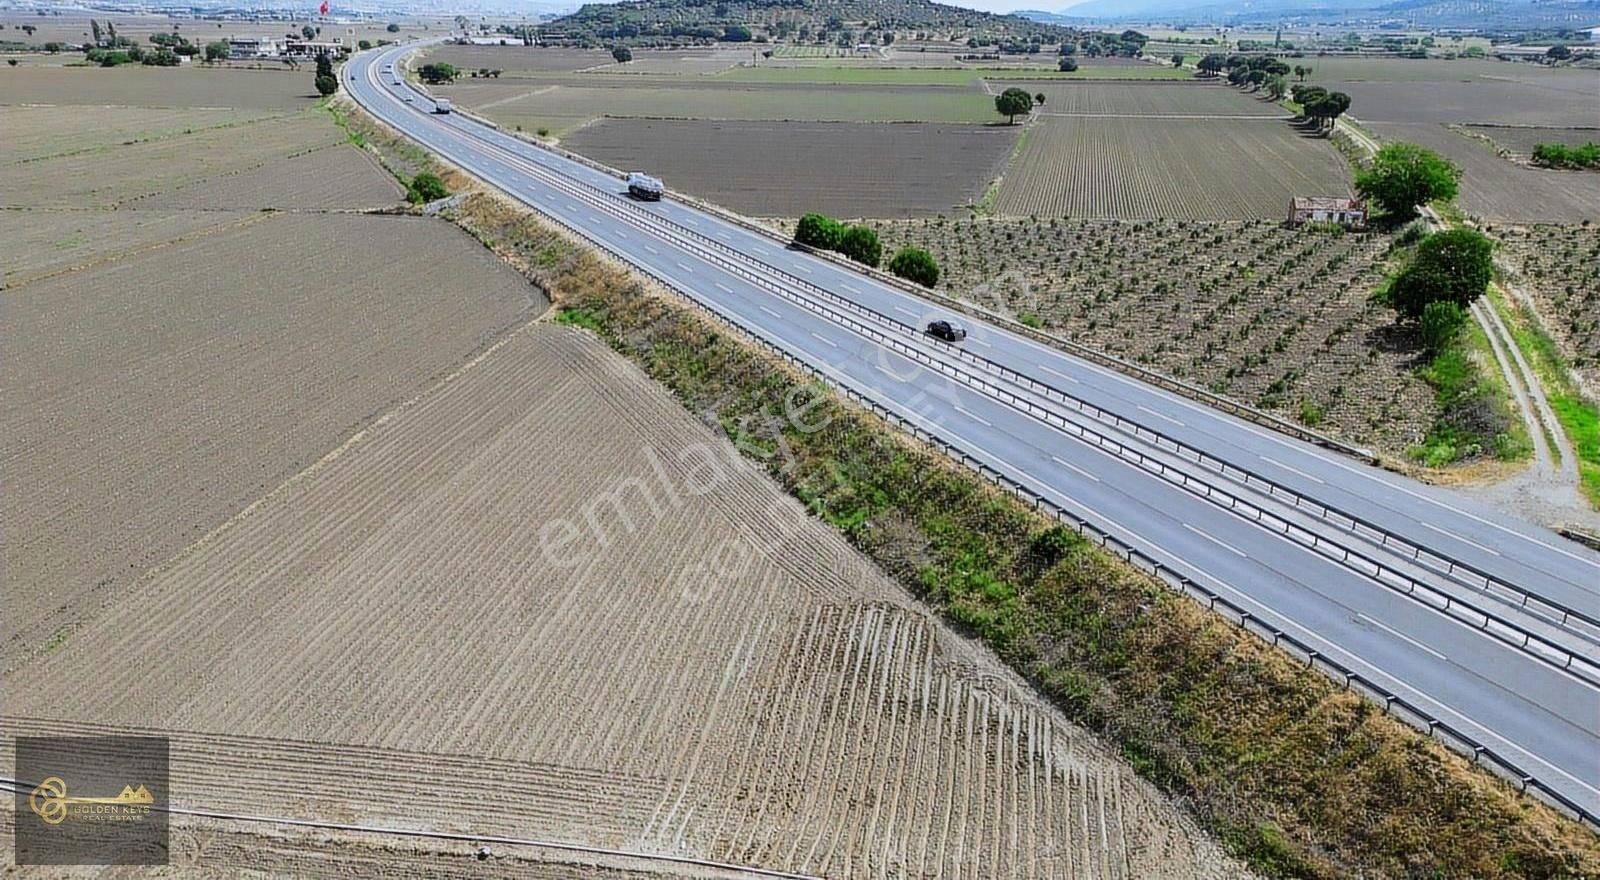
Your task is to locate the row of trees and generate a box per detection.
[314,52,337,97]
[417,62,459,84]
[1290,84,1352,130]
[1531,141,1600,169]
[793,213,941,287]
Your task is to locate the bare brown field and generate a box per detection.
[0,207,246,286]
[2,212,544,669]
[1343,77,1600,126]
[1018,79,1280,116]
[0,105,277,164]
[564,118,1016,217]
[0,113,346,207]
[425,44,614,73]
[131,142,403,210]
[875,216,1431,452]
[993,117,1352,220]
[1460,124,1600,156]
[1369,122,1600,222]
[0,12,444,48]
[0,63,318,110]
[4,321,1245,878]
[1495,224,1600,391]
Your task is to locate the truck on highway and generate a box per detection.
[432,98,452,114]
[626,172,664,202]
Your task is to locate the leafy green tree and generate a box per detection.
[314,51,333,79]
[1034,91,1046,105]
[358,39,372,50]
[1058,56,1077,72]
[888,247,940,287]
[994,86,1033,124]
[302,25,316,41]
[1170,52,1184,66]
[612,45,632,63]
[315,73,338,96]
[1264,73,1287,99]
[722,25,752,42]
[839,224,882,267]
[794,213,844,250]
[406,171,449,204]
[1355,142,1461,219]
[1389,229,1493,318]
[1197,53,1224,75]
[204,40,229,62]
[1546,44,1571,61]
[1293,63,1310,80]
[417,62,458,83]
[386,22,400,33]
[1419,301,1466,353]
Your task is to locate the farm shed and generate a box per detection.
[1288,196,1366,229]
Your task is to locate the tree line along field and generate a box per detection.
[1367,122,1600,222]
[563,118,1017,217]
[992,117,1353,220]
[874,217,1432,452]
[1019,80,1285,116]
[4,312,1247,877]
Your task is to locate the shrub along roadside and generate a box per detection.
[447,189,1600,880]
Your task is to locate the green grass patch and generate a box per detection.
[446,191,1600,879]
[1411,317,1529,466]
[1493,287,1600,507]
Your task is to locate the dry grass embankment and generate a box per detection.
[447,189,1600,879]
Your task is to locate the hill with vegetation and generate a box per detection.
[540,0,1079,46]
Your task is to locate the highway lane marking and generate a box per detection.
[1036,363,1080,384]
[894,305,921,318]
[1260,455,1325,485]
[1182,523,1248,558]
[751,246,770,256]
[615,230,628,239]
[677,262,694,273]
[809,332,838,349]
[1356,612,1447,661]
[1421,521,1501,557]
[1050,455,1101,482]
[683,217,699,226]
[794,264,813,274]
[1137,404,1186,428]
[644,245,659,254]
[953,404,993,428]
[565,204,579,212]
[968,337,991,348]
[714,282,733,293]
[841,283,861,294]
[716,231,731,240]
[759,305,783,319]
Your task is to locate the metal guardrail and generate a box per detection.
[347,49,1600,831]
[439,116,1600,659]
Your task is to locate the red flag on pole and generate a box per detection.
[318,1,329,15]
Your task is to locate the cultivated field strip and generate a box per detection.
[2,212,541,667]
[563,119,1017,218]
[7,325,1243,877]
[0,208,251,286]
[0,113,344,207]
[994,117,1352,220]
[1369,122,1600,223]
[1013,80,1277,117]
[0,64,320,111]
[130,142,404,210]
[0,106,276,165]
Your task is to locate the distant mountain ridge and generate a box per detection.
[1021,0,1600,26]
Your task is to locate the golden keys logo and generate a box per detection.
[29,776,154,826]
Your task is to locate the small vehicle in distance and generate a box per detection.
[925,320,967,343]
[432,97,452,114]
[626,172,665,201]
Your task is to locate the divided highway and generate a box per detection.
[344,45,1600,821]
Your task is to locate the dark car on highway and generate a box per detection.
[925,320,967,343]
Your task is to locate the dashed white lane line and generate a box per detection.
[716,231,731,240]
[676,262,693,273]
[752,246,770,256]
[714,282,733,293]
[1357,612,1447,660]
[841,283,860,294]
[968,337,991,348]
[894,305,921,318]
[758,305,782,319]
[1037,363,1080,384]
[794,264,813,274]
[953,404,993,428]
[683,217,699,226]
[1183,522,1248,558]
[1050,454,1101,482]
[565,204,579,212]
[615,230,628,239]
[1137,404,1186,428]
[1421,521,1502,557]
[810,332,838,348]
[643,244,659,255]
[1260,455,1326,485]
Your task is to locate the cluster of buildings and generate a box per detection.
[224,36,350,60]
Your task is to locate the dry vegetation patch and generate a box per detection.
[873,216,1433,452]
[0,63,319,110]
[992,117,1351,220]
[0,105,277,164]
[1494,223,1600,392]
[562,118,1016,217]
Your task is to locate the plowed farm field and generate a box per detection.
[4,319,1247,878]
[1016,80,1281,117]
[2,212,544,670]
[563,118,1017,217]
[993,117,1351,220]
[1368,122,1600,223]
[0,63,319,110]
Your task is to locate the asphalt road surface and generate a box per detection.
[345,44,1600,819]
